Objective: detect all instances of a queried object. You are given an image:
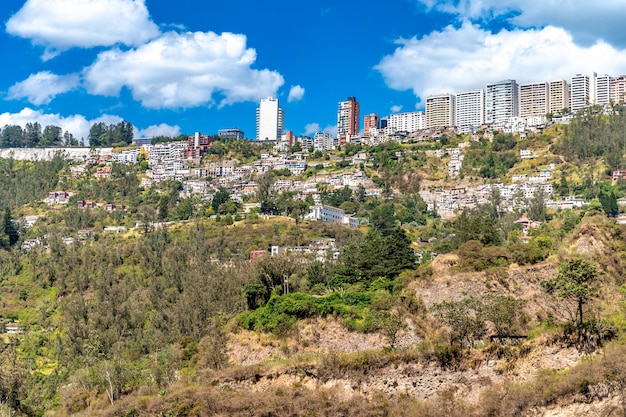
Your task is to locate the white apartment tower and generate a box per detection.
[485,80,519,124]
[426,94,456,129]
[548,80,570,115]
[519,82,548,118]
[387,111,425,133]
[455,89,484,133]
[256,97,284,141]
[570,74,590,113]
[313,132,335,151]
[595,74,611,106]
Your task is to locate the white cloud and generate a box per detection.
[135,123,181,138]
[288,85,305,102]
[390,105,403,113]
[303,123,320,136]
[323,125,337,137]
[0,108,123,143]
[6,0,160,59]
[416,0,626,47]
[375,22,626,102]
[7,71,80,105]
[83,31,284,109]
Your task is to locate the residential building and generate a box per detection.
[218,128,245,140]
[610,75,626,104]
[363,113,379,136]
[313,132,335,151]
[548,80,570,114]
[337,97,360,139]
[426,94,455,129]
[388,111,425,133]
[256,97,284,141]
[570,74,590,113]
[455,89,484,133]
[305,204,359,228]
[485,80,519,124]
[595,74,611,106]
[519,82,548,118]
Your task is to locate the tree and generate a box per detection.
[2,208,19,248]
[40,125,62,147]
[431,298,486,348]
[528,188,547,222]
[541,258,599,344]
[257,171,279,215]
[211,187,231,213]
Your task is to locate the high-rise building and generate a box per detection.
[519,82,548,118]
[256,97,284,141]
[337,97,360,139]
[570,74,590,113]
[595,74,611,106]
[548,80,570,114]
[363,113,379,136]
[426,94,455,129]
[455,89,484,132]
[388,111,425,133]
[485,80,519,124]
[610,75,626,104]
[313,132,335,151]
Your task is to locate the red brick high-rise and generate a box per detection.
[363,113,379,136]
[337,97,360,140]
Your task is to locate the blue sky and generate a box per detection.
[1,0,626,142]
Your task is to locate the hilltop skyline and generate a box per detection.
[1,0,626,141]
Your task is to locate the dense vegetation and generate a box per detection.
[2,113,626,415]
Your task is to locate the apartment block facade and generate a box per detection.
[455,89,484,133]
[256,97,284,141]
[485,80,519,124]
[426,94,455,129]
[519,82,548,118]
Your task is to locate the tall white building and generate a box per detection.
[485,80,519,124]
[455,89,484,133]
[426,94,455,129]
[387,111,425,133]
[519,82,548,118]
[595,74,611,106]
[313,132,335,151]
[256,97,284,141]
[548,80,570,115]
[570,74,590,113]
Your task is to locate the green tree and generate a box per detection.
[431,298,486,348]
[541,258,599,343]
[211,187,231,213]
[3,208,19,247]
[528,188,547,222]
[257,171,279,215]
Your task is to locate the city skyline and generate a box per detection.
[1,1,626,142]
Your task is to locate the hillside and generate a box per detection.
[3,112,626,416]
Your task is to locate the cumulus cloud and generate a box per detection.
[135,123,181,138]
[416,0,626,47]
[83,31,284,109]
[390,105,403,113]
[0,108,123,142]
[7,71,80,105]
[375,22,626,102]
[303,123,320,136]
[288,85,305,102]
[6,0,160,59]
[323,125,337,137]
